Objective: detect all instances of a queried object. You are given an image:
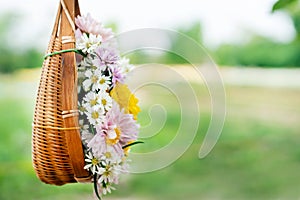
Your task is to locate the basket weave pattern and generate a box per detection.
[32,0,90,186]
[32,37,77,185]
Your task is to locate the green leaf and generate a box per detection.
[272,0,297,12]
[122,141,144,149]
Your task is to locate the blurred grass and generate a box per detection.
[0,69,300,199]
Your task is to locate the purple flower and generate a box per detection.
[93,46,120,67]
[111,66,125,86]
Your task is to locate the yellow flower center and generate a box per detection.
[91,157,99,166]
[91,75,98,83]
[99,78,106,84]
[102,98,107,105]
[86,42,92,48]
[104,152,112,158]
[91,111,99,119]
[103,167,111,176]
[106,127,121,145]
[90,98,98,106]
[79,105,86,113]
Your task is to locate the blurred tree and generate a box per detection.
[0,12,43,73]
[272,0,300,38]
[213,0,300,68]
[163,21,203,64]
[0,12,17,41]
[272,0,300,65]
[127,21,204,65]
[214,35,299,67]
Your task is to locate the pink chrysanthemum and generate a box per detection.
[87,130,124,163]
[88,102,139,158]
[75,13,113,41]
[103,101,139,147]
[87,132,106,157]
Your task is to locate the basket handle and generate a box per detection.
[60,0,91,182]
[50,3,62,39]
[60,0,76,33]
[50,0,77,39]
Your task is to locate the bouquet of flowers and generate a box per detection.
[74,14,141,198]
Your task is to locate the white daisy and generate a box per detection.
[100,183,116,195]
[119,160,130,174]
[77,69,86,93]
[82,69,102,91]
[79,119,89,131]
[97,163,120,184]
[84,152,104,175]
[83,91,102,109]
[97,75,111,92]
[117,57,135,74]
[100,144,123,164]
[78,102,87,115]
[76,33,102,54]
[79,120,94,145]
[98,91,112,111]
[81,129,94,145]
[85,106,105,126]
[80,55,97,70]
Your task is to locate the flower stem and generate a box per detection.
[90,125,95,135]
[94,174,102,200]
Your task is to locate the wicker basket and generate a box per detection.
[32,0,91,185]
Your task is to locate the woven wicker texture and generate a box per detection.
[32,0,90,186]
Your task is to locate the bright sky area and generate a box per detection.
[0,0,296,49]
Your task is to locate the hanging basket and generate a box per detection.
[32,0,91,186]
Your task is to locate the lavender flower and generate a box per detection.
[111,65,125,86]
[93,46,120,67]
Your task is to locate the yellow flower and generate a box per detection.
[110,82,140,120]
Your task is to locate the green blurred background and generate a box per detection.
[1,0,300,199]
